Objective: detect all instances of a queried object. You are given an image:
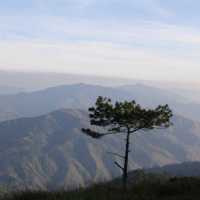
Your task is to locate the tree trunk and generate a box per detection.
[123,128,130,191]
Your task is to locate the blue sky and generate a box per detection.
[1,0,200,82]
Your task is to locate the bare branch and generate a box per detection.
[114,161,124,171]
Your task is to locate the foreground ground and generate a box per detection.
[2,176,200,200]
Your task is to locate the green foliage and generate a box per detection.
[82,96,173,188]
[82,96,172,138]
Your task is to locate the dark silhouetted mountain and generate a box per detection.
[1,109,200,189]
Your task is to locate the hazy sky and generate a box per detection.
[1,0,200,82]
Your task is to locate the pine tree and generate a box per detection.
[82,96,173,189]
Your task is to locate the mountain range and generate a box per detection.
[1,108,200,189]
[1,83,200,189]
[0,83,200,122]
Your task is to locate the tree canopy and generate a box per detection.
[82,96,173,138]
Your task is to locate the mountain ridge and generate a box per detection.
[0,83,200,122]
[1,108,200,189]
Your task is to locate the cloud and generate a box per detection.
[0,39,200,82]
[0,0,200,82]
[1,15,200,48]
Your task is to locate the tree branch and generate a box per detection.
[130,124,171,135]
[82,128,114,138]
[130,127,143,134]
[114,161,124,171]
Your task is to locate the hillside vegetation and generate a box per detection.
[2,176,200,200]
